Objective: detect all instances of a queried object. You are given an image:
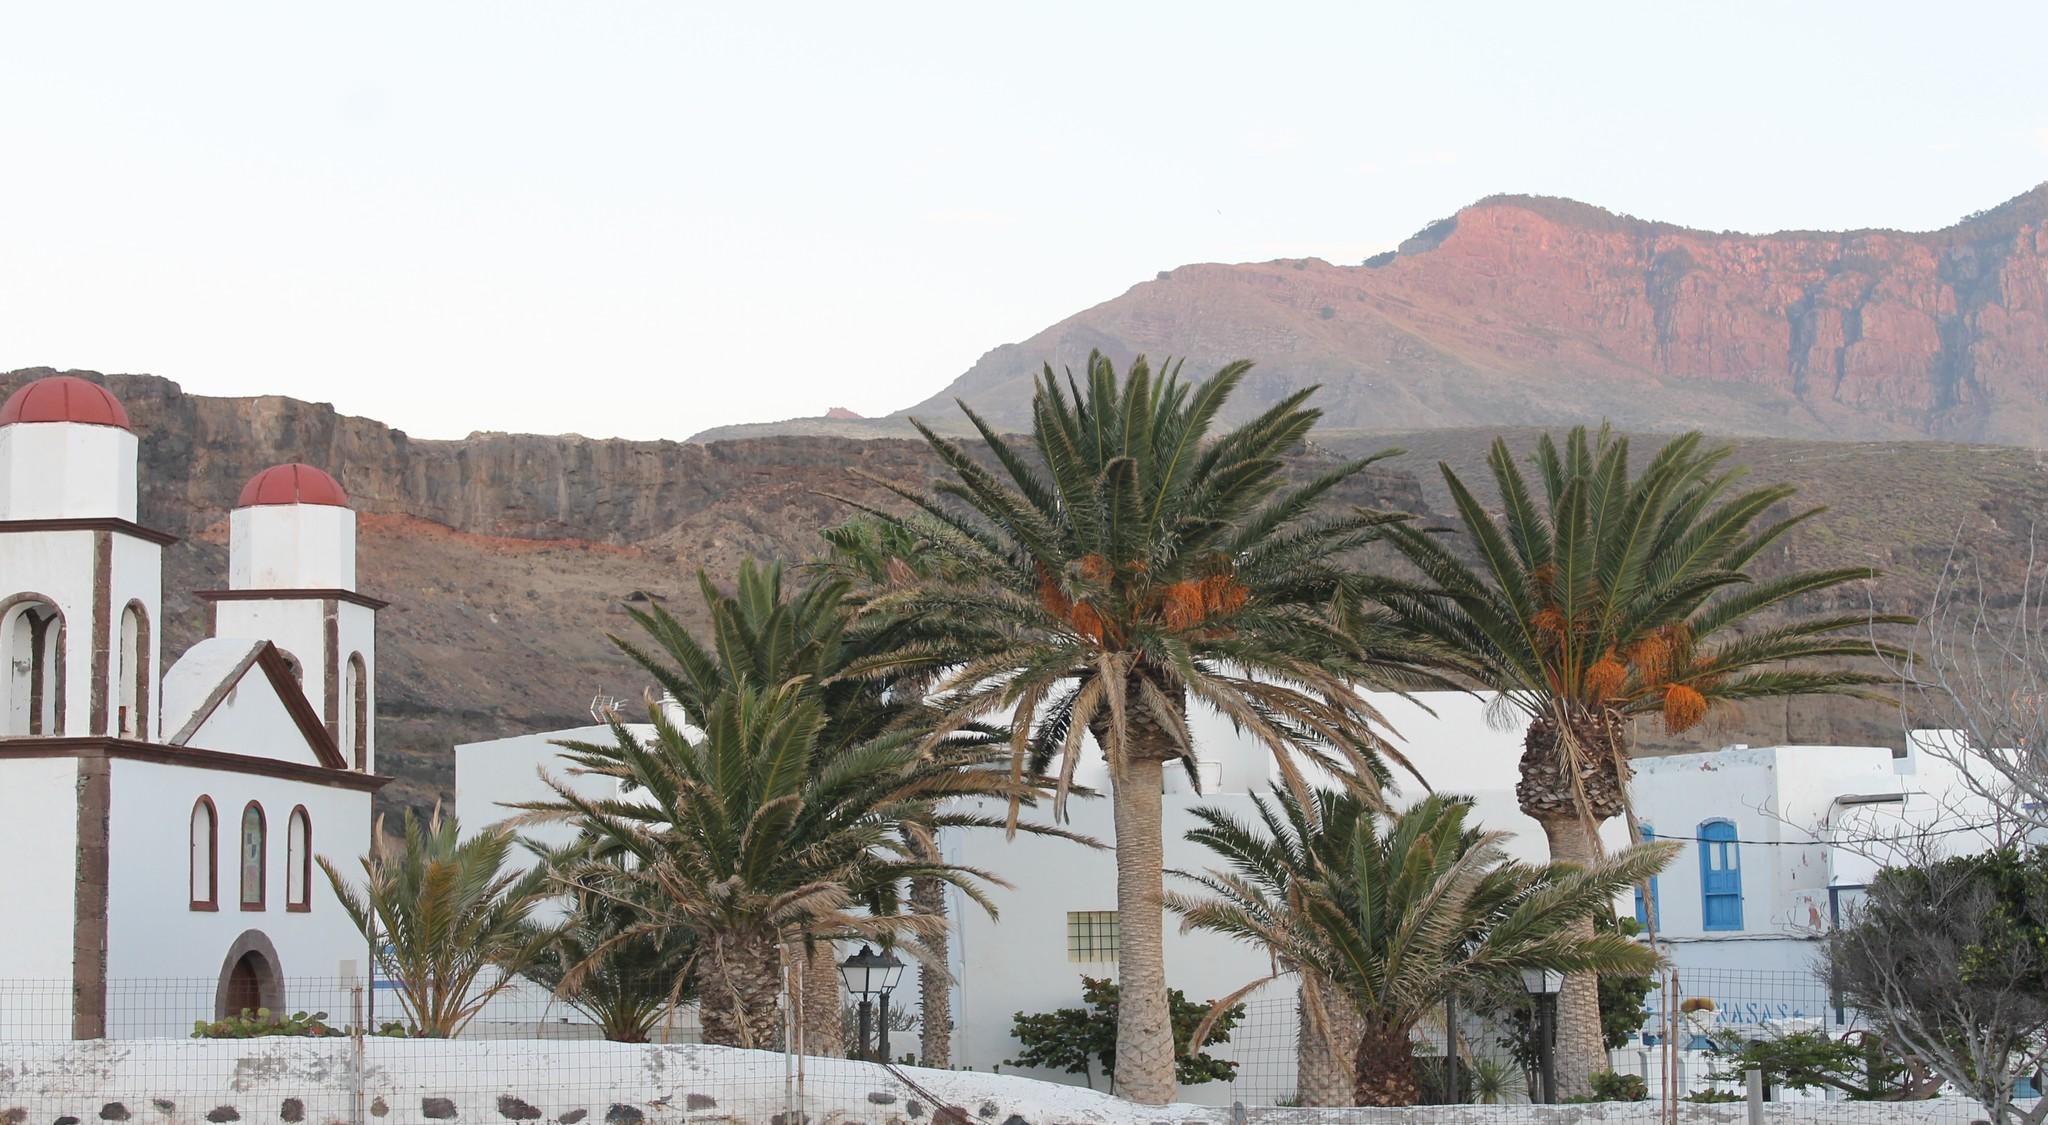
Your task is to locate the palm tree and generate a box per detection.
[319,809,557,1037]
[522,846,697,1043]
[515,679,1041,1049]
[1170,789,1672,1106]
[611,558,1074,1061]
[822,515,989,1067]
[615,560,875,1057]
[837,352,1453,1104]
[1166,786,1366,1105]
[1381,424,1909,1093]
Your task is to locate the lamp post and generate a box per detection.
[1520,968,1564,1104]
[838,944,905,1062]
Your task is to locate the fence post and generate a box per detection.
[348,969,367,1125]
[1745,1066,1763,1125]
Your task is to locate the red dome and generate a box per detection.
[0,376,131,430]
[237,463,351,509]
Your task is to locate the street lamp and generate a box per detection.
[1520,968,1565,1104]
[838,944,905,1061]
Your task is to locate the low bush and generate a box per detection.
[192,1008,338,1038]
[1589,1071,1649,1101]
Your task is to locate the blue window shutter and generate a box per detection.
[1699,820,1742,931]
[1635,824,1659,927]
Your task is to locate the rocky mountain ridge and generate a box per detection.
[0,368,1426,813]
[697,184,2048,446]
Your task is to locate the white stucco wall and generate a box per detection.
[0,421,138,520]
[183,668,327,768]
[0,756,82,1037]
[0,1038,2002,1124]
[103,759,374,1037]
[230,503,357,589]
[205,599,378,768]
[455,723,646,863]
[209,601,326,696]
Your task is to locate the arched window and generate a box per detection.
[285,806,311,912]
[118,601,149,739]
[240,802,267,911]
[1633,823,1659,928]
[345,653,368,770]
[1699,819,1742,931]
[190,797,218,911]
[2,596,64,736]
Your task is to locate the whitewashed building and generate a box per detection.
[0,375,386,1039]
[453,672,1997,1098]
[1626,730,2004,1036]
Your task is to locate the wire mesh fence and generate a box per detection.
[0,967,2030,1122]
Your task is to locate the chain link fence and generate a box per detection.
[0,967,2029,1122]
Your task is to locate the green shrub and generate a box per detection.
[1415,1055,1475,1104]
[1589,1071,1649,1101]
[192,1008,338,1039]
[1006,976,1245,1088]
[1685,1088,1743,1103]
[1706,1029,1931,1100]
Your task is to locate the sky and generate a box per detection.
[3,2,2045,442]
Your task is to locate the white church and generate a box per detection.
[0,374,384,1040]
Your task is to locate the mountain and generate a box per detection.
[696,184,2048,446]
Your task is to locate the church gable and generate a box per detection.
[159,639,344,770]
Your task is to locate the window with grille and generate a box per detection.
[1066,911,1120,962]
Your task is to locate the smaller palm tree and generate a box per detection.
[516,680,1048,1049]
[319,809,557,1037]
[1170,789,1672,1106]
[523,845,698,1043]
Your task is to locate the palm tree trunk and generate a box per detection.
[1518,705,1628,1100]
[1536,814,1612,1099]
[798,940,844,1058]
[697,929,783,1049]
[911,873,952,1067]
[1110,750,1176,1105]
[1351,1020,1421,1107]
[1296,971,1361,1107]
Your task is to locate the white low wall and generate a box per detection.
[0,1039,1995,1125]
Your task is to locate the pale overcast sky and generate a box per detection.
[3,2,2044,440]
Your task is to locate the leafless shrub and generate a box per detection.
[1828,850,2048,1124]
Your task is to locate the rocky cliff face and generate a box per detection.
[0,368,1426,814]
[886,184,2048,445]
[10,369,2047,812]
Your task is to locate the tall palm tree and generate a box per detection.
[1382,425,1909,1093]
[515,680,1040,1048]
[837,352,1454,1104]
[1171,790,1672,1106]
[319,809,557,1037]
